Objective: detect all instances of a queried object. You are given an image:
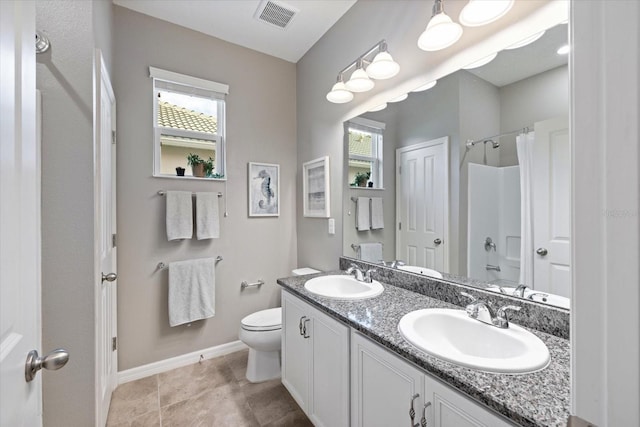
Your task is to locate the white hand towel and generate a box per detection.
[370,197,384,230]
[359,242,383,263]
[356,197,371,231]
[196,192,220,240]
[166,191,193,241]
[168,258,216,327]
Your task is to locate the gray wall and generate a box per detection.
[499,65,569,165]
[296,0,552,271]
[113,7,297,370]
[37,1,113,425]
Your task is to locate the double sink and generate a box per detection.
[303,274,550,374]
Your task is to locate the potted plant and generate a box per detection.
[203,157,215,178]
[353,171,371,187]
[175,167,185,176]
[187,153,205,177]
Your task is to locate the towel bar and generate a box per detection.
[351,243,360,251]
[241,279,264,290]
[157,256,223,270]
[158,190,223,197]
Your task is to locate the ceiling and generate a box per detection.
[112,0,357,63]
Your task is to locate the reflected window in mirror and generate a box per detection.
[347,118,384,189]
[150,67,228,180]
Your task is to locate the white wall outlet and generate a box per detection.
[328,218,335,235]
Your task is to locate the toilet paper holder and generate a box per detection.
[241,279,264,290]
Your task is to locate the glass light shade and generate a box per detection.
[412,80,437,92]
[366,51,400,80]
[389,93,408,103]
[462,52,498,69]
[345,68,375,92]
[369,103,387,112]
[556,44,570,55]
[326,81,354,104]
[459,0,513,27]
[505,31,545,50]
[418,12,463,51]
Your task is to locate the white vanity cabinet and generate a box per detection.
[351,331,515,427]
[281,290,350,427]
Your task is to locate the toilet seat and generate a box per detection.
[241,307,282,332]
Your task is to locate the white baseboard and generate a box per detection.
[117,340,248,385]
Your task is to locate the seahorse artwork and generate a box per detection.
[256,169,274,209]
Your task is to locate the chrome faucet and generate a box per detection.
[346,263,377,283]
[513,285,528,298]
[527,292,549,303]
[390,260,405,269]
[460,292,521,329]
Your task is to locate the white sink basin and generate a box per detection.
[486,286,570,310]
[398,309,550,374]
[304,275,384,300]
[397,265,443,279]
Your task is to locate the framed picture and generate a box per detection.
[303,156,330,218]
[248,162,279,217]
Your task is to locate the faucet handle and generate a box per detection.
[364,268,377,282]
[460,291,476,303]
[495,305,521,328]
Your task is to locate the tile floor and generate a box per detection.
[106,349,313,427]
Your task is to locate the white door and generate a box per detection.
[95,50,118,427]
[396,138,449,271]
[532,117,571,297]
[0,1,41,425]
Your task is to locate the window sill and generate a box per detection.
[348,186,385,191]
[153,173,227,182]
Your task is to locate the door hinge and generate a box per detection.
[112,337,117,351]
[399,222,402,230]
[399,166,402,175]
[112,233,117,248]
[111,130,116,144]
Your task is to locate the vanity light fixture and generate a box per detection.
[345,59,375,93]
[418,0,463,52]
[462,52,498,69]
[326,75,354,104]
[556,44,570,55]
[459,0,514,27]
[505,30,545,50]
[366,41,400,79]
[326,39,401,104]
[368,103,388,112]
[412,80,438,92]
[389,93,408,103]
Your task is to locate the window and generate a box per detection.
[150,67,228,179]
[347,117,384,189]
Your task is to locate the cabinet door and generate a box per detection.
[308,304,350,427]
[424,376,515,427]
[281,291,310,411]
[351,331,424,427]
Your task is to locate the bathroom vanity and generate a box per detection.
[278,267,570,427]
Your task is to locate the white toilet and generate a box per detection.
[239,267,319,383]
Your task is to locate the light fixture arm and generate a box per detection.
[432,0,444,17]
[336,39,390,76]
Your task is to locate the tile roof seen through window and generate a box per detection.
[158,101,217,134]
[349,130,372,157]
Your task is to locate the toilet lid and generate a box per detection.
[241,307,282,331]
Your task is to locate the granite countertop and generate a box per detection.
[277,271,570,427]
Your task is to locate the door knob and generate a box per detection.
[433,238,442,246]
[102,272,117,283]
[536,248,548,256]
[25,348,70,382]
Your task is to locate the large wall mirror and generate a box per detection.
[342,21,570,310]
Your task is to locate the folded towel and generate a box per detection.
[359,242,383,263]
[166,191,193,241]
[196,192,220,240]
[370,197,384,230]
[356,197,371,231]
[168,258,216,327]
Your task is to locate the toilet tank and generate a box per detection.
[292,267,320,276]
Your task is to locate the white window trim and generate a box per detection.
[150,67,227,180]
[348,118,384,189]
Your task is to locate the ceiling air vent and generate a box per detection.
[254,0,298,30]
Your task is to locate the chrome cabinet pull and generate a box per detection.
[420,402,432,427]
[410,393,420,427]
[299,316,306,336]
[302,318,311,338]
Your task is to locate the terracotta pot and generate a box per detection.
[358,180,367,187]
[192,163,205,177]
